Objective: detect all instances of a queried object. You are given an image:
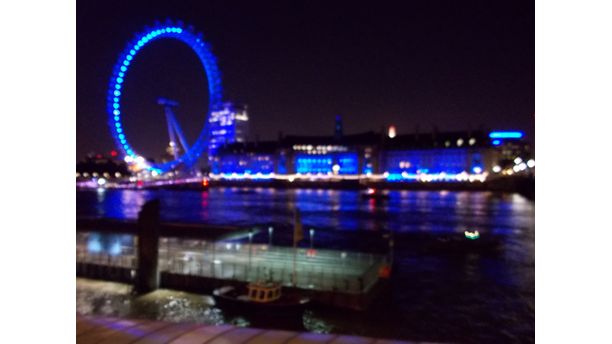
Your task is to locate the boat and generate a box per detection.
[213,281,310,315]
[361,188,390,200]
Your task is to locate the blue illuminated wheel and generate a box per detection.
[106,21,222,173]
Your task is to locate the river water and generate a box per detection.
[76,187,534,343]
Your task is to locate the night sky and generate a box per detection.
[77,0,534,161]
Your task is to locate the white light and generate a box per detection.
[513,165,520,172]
[332,164,341,173]
[97,178,106,186]
[225,243,232,250]
[457,138,464,147]
[213,259,222,265]
[388,125,396,138]
[518,162,527,171]
[469,138,476,146]
[527,159,535,168]
[124,156,133,163]
[473,167,483,174]
[492,166,502,173]
[514,157,523,164]
[136,156,145,164]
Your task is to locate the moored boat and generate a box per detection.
[213,281,310,315]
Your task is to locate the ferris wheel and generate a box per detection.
[106,20,222,174]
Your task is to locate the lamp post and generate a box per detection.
[268,226,274,246]
[309,228,315,249]
[248,230,253,277]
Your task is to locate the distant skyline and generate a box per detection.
[77,0,534,160]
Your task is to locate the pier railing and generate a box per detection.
[77,233,387,294]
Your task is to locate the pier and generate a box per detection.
[76,201,391,310]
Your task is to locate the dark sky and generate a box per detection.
[77,0,534,160]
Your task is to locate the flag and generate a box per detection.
[293,208,304,246]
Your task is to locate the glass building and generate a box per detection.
[208,103,249,161]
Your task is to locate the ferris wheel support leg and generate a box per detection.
[165,110,179,160]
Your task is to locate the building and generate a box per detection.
[210,122,532,182]
[207,102,249,161]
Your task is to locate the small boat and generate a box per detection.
[213,281,310,315]
[361,188,390,200]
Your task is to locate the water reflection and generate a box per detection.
[80,188,528,234]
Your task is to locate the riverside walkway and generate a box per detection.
[77,314,419,344]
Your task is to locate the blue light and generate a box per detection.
[115,123,121,128]
[107,21,223,174]
[118,134,125,139]
[489,131,523,139]
[113,110,120,115]
[87,236,102,253]
[109,241,121,256]
[117,128,122,133]
[492,139,501,146]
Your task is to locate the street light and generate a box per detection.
[248,230,253,275]
[268,226,274,246]
[309,228,315,248]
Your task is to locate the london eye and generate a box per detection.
[106,20,222,174]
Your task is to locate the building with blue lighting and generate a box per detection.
[211,123,530,181]
[208,103,249,161]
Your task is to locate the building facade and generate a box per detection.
[210,126,531,182]
[208,103,249,161]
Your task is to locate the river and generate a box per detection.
[76,187,534,343]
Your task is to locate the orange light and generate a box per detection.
[379,265,392,278]
[202,179,209,187]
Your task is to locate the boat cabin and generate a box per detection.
[247,282,282,303]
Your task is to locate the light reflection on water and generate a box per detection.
[78,188,534,235]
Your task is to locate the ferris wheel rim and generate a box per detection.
[106,21,222,173]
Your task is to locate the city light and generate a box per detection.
[492,165,502,173]
[388,125,396,138]
[489,131,524,139]
[527,159,535,168]
[514,157,523,164]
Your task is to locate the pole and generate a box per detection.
[268,226,273,246]
[309,228,314,249]
[293,239,297,286]
[248,230,253,279]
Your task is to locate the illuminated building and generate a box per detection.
[76,153,131,179]
[211,122,530,182]
[208,103,249,161]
